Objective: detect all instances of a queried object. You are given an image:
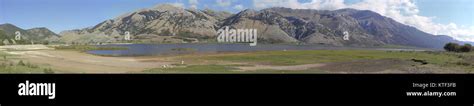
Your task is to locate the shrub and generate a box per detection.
[17,60,26,66]
[43,68,54,74]
[444,42,460,52]
[42,41,49,45]
[460,44,472,52]
[444,43,472,52]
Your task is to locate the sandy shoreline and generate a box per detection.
[20,50,172,73]
[1,45,172,73]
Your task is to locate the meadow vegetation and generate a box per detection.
[0,51,54,73]
[144,50,474,73]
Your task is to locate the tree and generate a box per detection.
[460,44,472,52]
[444,43,472,52]
[444,42,460,52]
[42,40,49,45]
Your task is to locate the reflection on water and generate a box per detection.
[87,43,427,56]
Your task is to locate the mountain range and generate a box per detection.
[0,23,60,44]
[2,4,472,48]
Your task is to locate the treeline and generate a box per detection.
[444,42,472,52]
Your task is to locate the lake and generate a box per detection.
[87,43,428,56]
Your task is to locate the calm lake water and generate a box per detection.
[87,43,427,56]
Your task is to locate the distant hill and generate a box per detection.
[0,23,59,44]
[0,30,7,40]
[0,23,30,39]
[26,27,59,39]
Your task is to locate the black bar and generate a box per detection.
[0,74,472,105]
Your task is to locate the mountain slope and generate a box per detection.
[221,9,299,43]
[0,30,7,40]
[61,4,237,44]
[221,7,465,48]
[0,23,31,39]
[26,27,60,43]
[88,4,220,38]
[26,27,59,38]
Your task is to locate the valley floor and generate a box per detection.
[0,45,472,73]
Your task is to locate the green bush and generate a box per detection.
[444,43,459,52]
[43,68,54,74]
[444,43,472,52]
[460,44,472,52]
[17,60,26,66]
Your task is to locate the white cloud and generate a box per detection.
[253,0,287,9]
[170,3,185,8]
[252,0,474,42]
[189,0,199,9]
[190,5,198,9]
[217,0,232,7]
[189,0,198,4]
[234,4,244,10]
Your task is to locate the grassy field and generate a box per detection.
[377,44,420,49]
[196,50,462,65]
[143,64,325,73]
[0,51,54,73]
[143,64,239,73]
[143,50,474,73]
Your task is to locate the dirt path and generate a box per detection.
[11,50,171,73]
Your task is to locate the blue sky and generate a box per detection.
[416,0,474,27]
[0,0,473,41]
